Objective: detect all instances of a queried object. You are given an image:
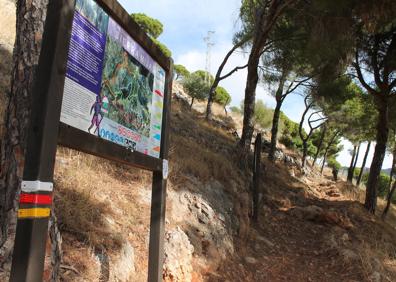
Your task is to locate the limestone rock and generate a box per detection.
[244,257,257,264]
[369,271,381,282]
[291,205,323,221]
[110,241,135,282]
[163,227,194,282]
[340,249,359,263]
[256,236,275,248]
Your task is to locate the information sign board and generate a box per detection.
[61,0,166,158]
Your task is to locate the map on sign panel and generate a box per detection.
[60,0,166,158]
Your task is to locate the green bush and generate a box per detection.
[354,168,393,200]
[327,158,341,170]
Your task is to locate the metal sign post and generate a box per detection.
[10,0,173,281]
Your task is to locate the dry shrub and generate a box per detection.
[54,148,127,250]
[54,187,122,250]
[61,239,101,281]
[337,181,365,202]
[169,134,239,187]
[169,99,247,189]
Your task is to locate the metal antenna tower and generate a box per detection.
[203,31,215,84]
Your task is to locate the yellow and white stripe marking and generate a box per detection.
[18,208,51,218]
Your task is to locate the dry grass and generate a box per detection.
[54,148,124,250]
[54,147,155,280]
[169,99,249,190]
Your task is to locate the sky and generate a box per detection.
[118,0,393,169]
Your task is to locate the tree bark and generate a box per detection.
[298,97,313,168]
[382,179,396,220]
[268,74,286,161]
[387,144,396,196]
[352,142,361,175]
[357,141,371,186]
[239,47,262,151]
[347,145,357,183]
[365,97,389,214]
[0,0,48,246]
[206,40,248,120]
[269,101,283,161]
[190,97,195,109]
[320,131,339,174]
[239,0,293,151]
[321,155,327,174]
[302,139,309,167]
[312,124,327,166]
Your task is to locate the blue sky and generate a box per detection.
[118,0,392,169]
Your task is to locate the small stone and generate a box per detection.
[217,213,226,223]
[256,236,275,248]
[341,233,349,242]
[369,272,381,282]
[340,249,359,263]
[244,257,257,264]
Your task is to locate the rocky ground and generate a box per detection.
[206,164,396,282]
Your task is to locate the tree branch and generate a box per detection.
[284,76,313,95]
[354,50,378,96]
[371,35,384,90]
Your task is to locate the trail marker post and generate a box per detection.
[252,133,262,223]
[10,0,173,281]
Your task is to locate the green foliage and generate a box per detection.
[279,112,303,149]
[152,38,172,58]
[174,64,190,80]
[193,70,214,84]
[253,100,273,129]
[131,13,171,58]
[327,157,341,170]
[238,99,274,129]
[355,168,392,199]
[182,71,210,102]
[131,13,163,39]
[230,106,241,114]
[213,86,231,106]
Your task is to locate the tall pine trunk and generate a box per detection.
[302,141,309,168]
[357,142,371,186]
[320,131,339,174]
[269,99,283,160]
[312,125,327,166]
[321,155,326,174]
[365,97,389,213]
[206,41,247,120]
[352,142,361,173]
[239,48,261,151]
[347,145,357,183]
[382,180,396,219]
[387,144,396,196]
[0,0,48,246]
[238,0,293,151]
[268,72,286,161]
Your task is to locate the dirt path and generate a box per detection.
[207,167,396,282]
